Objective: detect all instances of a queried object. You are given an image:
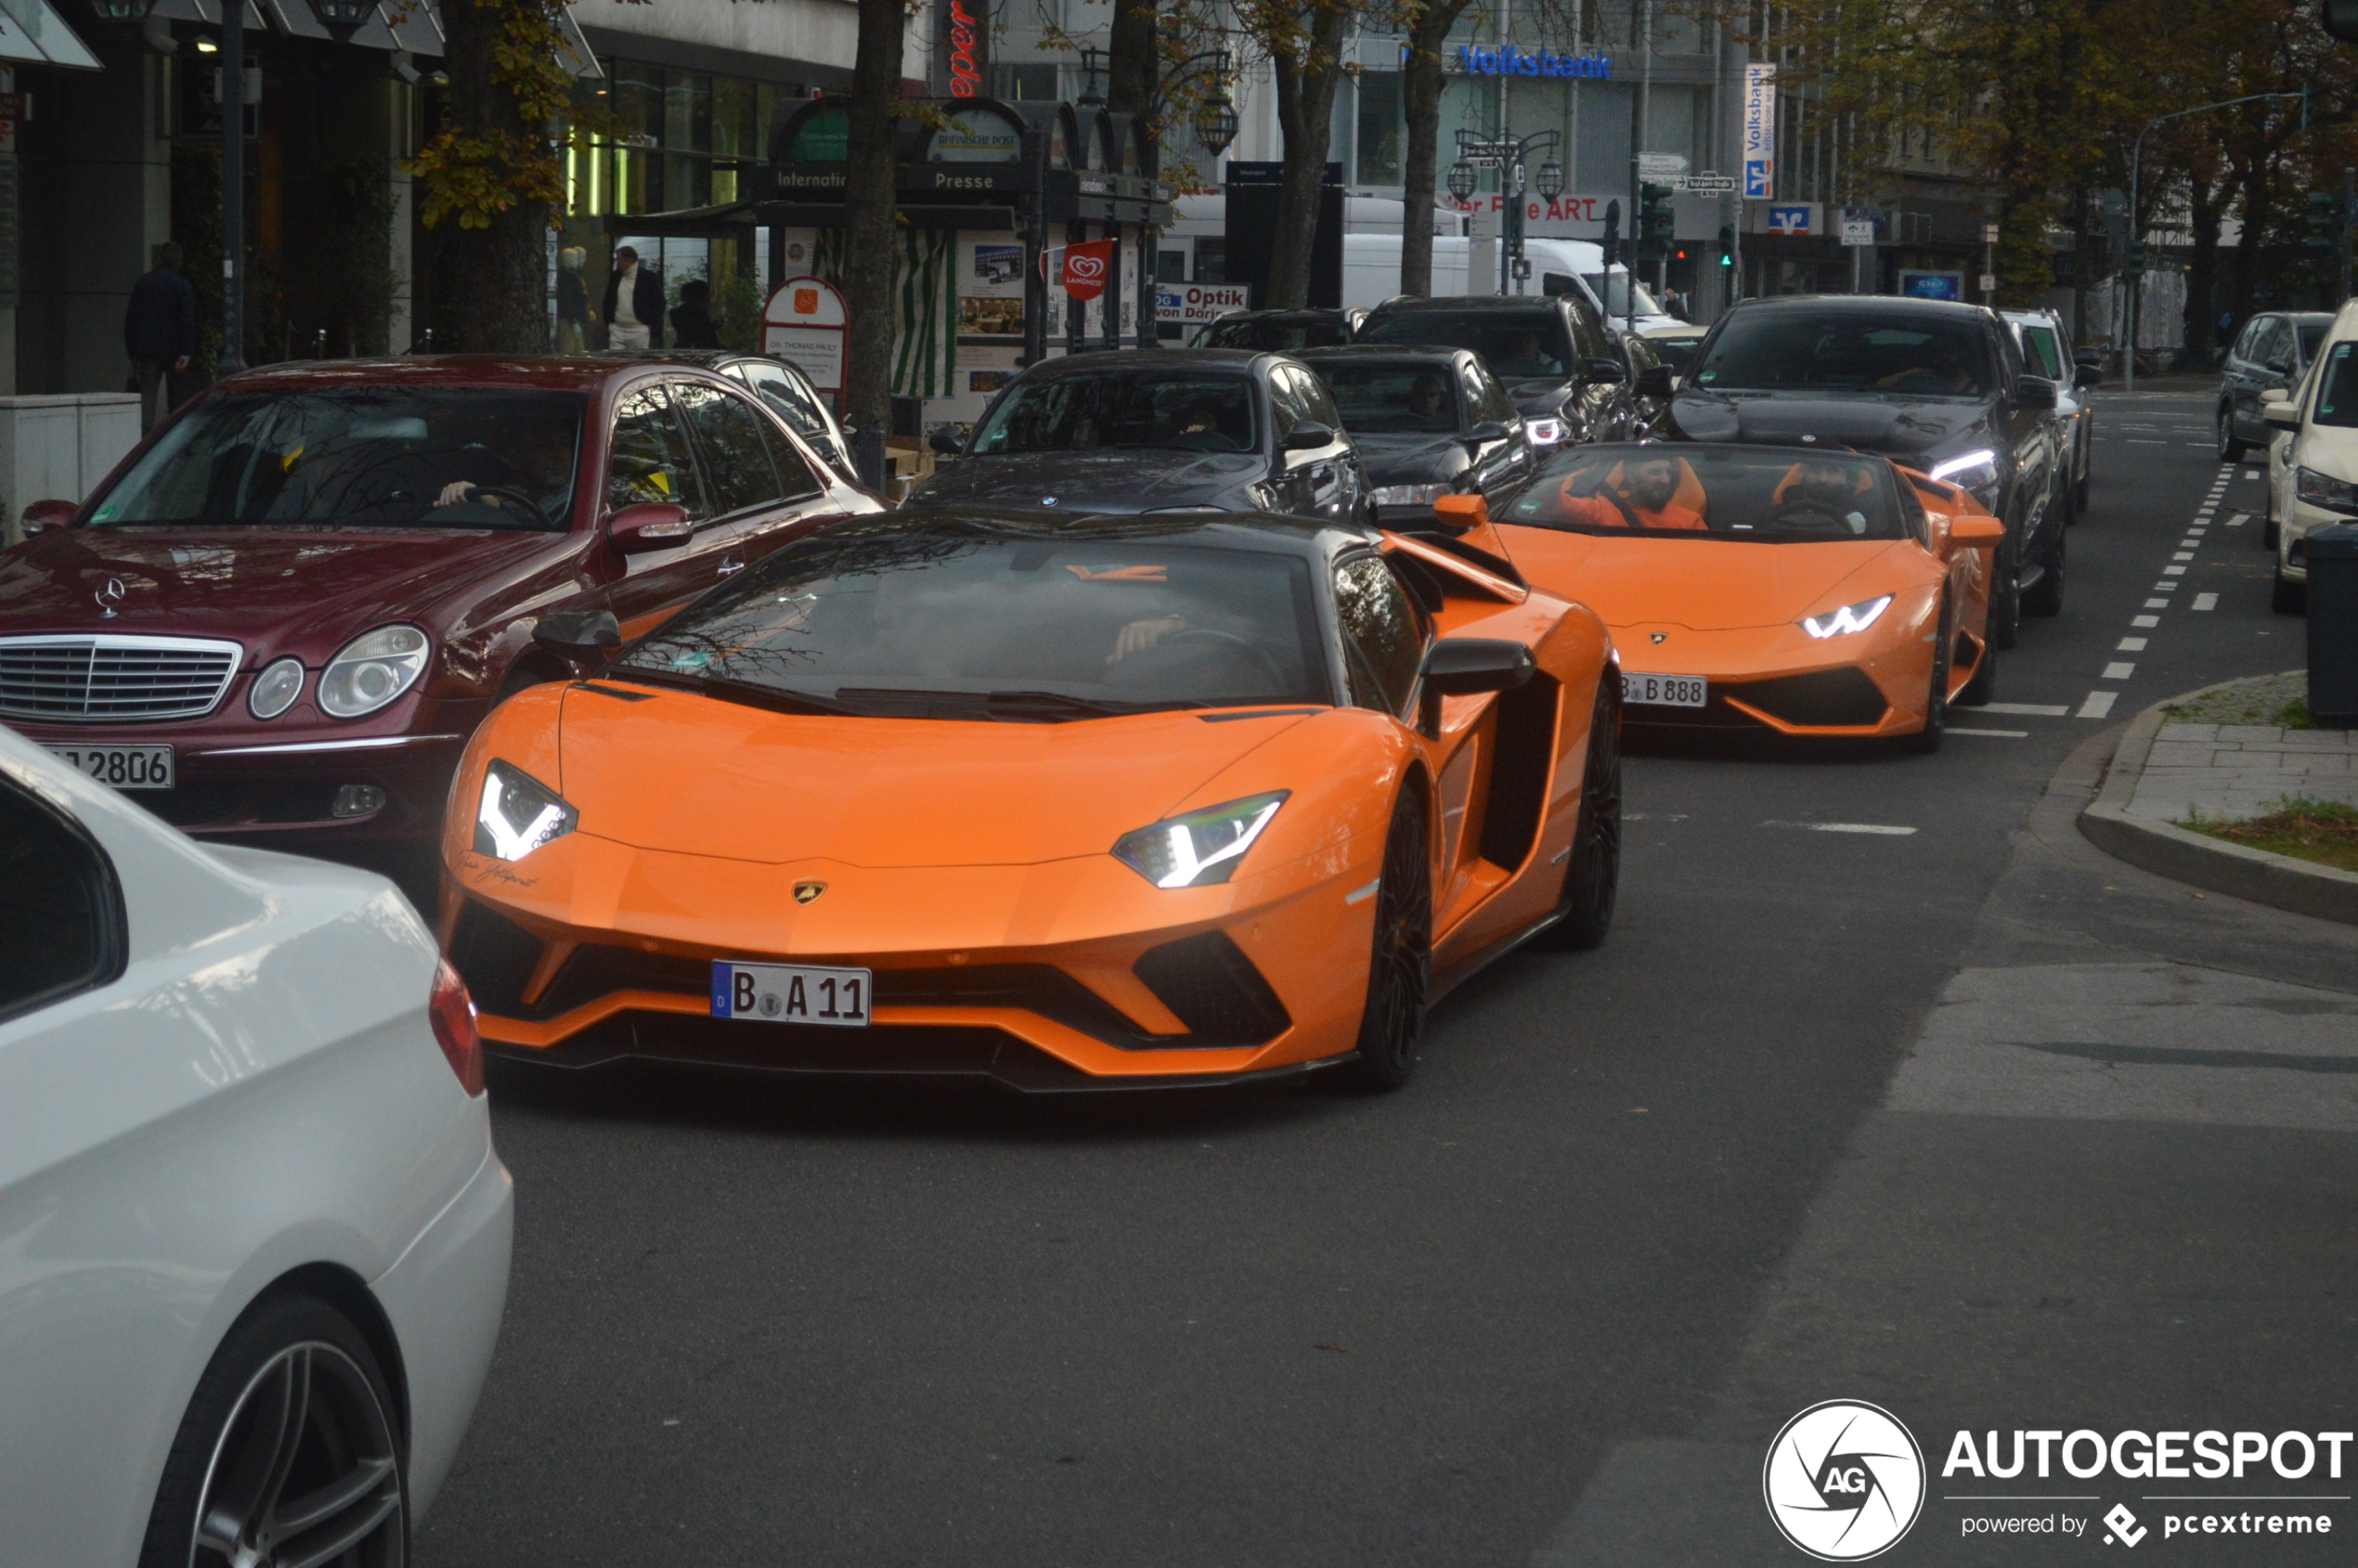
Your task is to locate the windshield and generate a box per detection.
[2313,343,2358,429]
[970,371,1260,455]
[1360,310,1570,380]
[1305,361,1463,434]
[1196,317,1352,350]
[1581,270,1665,318]
[1691,311,1995,397]
[610,523,1332,718]
[1647,335,1703,372]
[1502,444,1907,542]
[86,388,584,530]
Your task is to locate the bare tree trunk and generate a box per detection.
[441,0,550,352]
[1264,4,1350,308]
[2184,186,2222,362]
[841,0,905,433]
[1400,3,1470,298]
[1108,0,1158,116]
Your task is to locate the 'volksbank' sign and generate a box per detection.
[1448,44,1613,78]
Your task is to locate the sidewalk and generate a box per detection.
[2079,673,2358,926]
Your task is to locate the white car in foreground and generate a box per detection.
[0,724,511,1566]
[2262,297,2358,614]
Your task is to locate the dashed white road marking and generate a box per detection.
[2226,513,2249,526]
[2192,592,2219,611]
[2144,598,2170,609]
[2163,564,2186,576]
[2118,638,2148,652]
[1763,821,1919,836]
[1949,728,2029,737]
[2131,615,2159,628]
[2171,551,2196,562]
[2103,661,2137,680]
[1978,702,2069,716]
[2153,580,2177,591]
[2078,690,2120,719]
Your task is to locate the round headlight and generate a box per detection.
[318,625,431,719]
[247,655,304,719]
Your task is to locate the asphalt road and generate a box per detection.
[417,394,2357,1566]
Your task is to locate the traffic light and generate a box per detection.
[1717,224,1735,267]
[1639,183,1675,259]
[2124,240,2145,279]
[2306,190,2342,255]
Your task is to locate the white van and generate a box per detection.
[1517,238,1683,331]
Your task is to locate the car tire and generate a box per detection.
[138,1291,408,1568]
[1954,631,1998,707]
[1906,601,1953,755]
[1339,784,1432,1093]
[2073,460,2090,514]
[2218,406,2248,461]
[1989,553,2023,650]
[2264,518,2281,552]
[1536,680,1622,951]
[2273,567,2306,615]
[2023,525,2066,617]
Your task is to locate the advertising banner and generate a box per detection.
[1060,240,1115,302]
[1156,282,1250,326]
[1743,63,1777,201]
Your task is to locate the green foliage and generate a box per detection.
[714,270,764,352]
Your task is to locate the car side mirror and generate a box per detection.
[18,499,79,536]
[1463,420,1509,447]
[608,501,694,553]
[1285,421,1336,450]
[2071,364,2101,391]
[928,426,965,456]
[1945,514,2006,551]
[532,608,622,677]
[2262,398,2302,432]
[2261,383,2289,401]
[2015,376,2059,411]
[1634,364,1676,399]
[1417,635,1535,735]
[1582,356,1628,385]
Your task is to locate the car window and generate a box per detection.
[676,382,787,516]
[2234,318,2266,362]
[2019,324,2065,380]
[608,382,710,518]
[2258,319,2293,371]
[1564,298,1613,362]
[1471,358,1517,423]
[1333,553,1424,717]
[2312,343,2358,428]
[1267,368,1308,441]
[754,416,824,499]
[2298,320,2329,364]
[1361,310,1571,381]
[1690,310,1996,396]
[0,776,124,1022]
[1305,360,1462,434]
[1996,321,2026,382]
[1458,362,1493,425]
[744,364,834,447]
[1289,366,1342,431]
[970,370,1261,455]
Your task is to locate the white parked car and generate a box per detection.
[0,724,511,1566]
[2261,297,2358,614]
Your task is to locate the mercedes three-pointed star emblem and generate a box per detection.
[94,577,125,618]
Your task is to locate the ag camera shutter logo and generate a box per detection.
[1763,1400,1926,1561]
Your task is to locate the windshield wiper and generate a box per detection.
[608,666,854,717]
[827,687,1191,721]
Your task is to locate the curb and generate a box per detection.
[2077,685,2358,927]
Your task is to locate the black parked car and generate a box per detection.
[909,349,1368,523]
[1291,345,1534,527]
[1669,294,2063,648]
[2218,310,2332,460]
[1356,293,1662,452]
[1190,308,1364,350]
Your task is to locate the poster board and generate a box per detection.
[762,276,849,394]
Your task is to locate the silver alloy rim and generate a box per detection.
[188,1340,404,1568]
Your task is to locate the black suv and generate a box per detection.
[1357,294,1659,454]
[1291,344,1535,528]
[2217,311,2333,460]
[1669,294,2064,647]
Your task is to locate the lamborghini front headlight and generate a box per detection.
[1112,792,1289,888]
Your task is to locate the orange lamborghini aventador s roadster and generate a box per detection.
[438,509,1622,1093]
[1459,442,2005,751]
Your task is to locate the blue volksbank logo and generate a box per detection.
[1446,44,1613,78]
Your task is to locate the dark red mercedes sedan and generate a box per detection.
[0,356,881,873]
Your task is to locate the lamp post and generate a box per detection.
[1076,45,1106,109]
[1456,127,1559,295]
[2123,89,2306,393]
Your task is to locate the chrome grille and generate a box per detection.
[0,635,244,723]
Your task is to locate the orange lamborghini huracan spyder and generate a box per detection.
[439,509,1623,1093]
[1455,442,2006,751]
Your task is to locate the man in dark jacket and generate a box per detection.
[124,242,198,432]
[603,246,664,351]
[668,278,721,349]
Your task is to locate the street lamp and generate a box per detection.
[308,0,373,43]
[1076,45,1106,110]
[1535,157,1564,201]
[1456,127,1558,293]
[1192,88,1237,159]
[84,0,155,22]
[1446,161,1477,203]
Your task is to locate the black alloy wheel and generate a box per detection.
[2023,523,2066,617]
[2219,405,2248,462]
[1538,679,1622,951]
[141,1294,408,1568]
[1905,600,1953,755]
[1341,785,1432,1092]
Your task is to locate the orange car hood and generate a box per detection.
[557,687,1311,866]
[1494,530,1905,630]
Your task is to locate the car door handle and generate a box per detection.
[717,554,745,577]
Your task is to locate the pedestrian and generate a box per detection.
[603,245,663,351]
[556,247,594,354]
[123,241,197,434]
[668,278,721,349]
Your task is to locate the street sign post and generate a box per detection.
[1841,218,1875,246]
[1678,172,1737,194]
[1637,152,1687,179]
